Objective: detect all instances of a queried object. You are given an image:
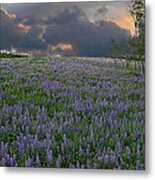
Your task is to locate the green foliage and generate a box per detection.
[130,0,145,62]
[110,38,120,59]
[108,0,145,76]
[131,0,145,23]
[0,52,29,58]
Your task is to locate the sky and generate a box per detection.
[0,1,134,57]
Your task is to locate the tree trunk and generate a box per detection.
[126,60,130,68]
[141,61,145,76]
[134,61,137,70]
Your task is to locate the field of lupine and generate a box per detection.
[0,57,145,169]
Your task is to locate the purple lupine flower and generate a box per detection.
[87,98,93,110]
[9,157,14,166]
[46,132,51,141]
[26,119,31,126]
[105,130,110,138]
[126,146,131,156]
[81,164,85,169]
[36,111,40,121]
[104,154,109,164]
[2,157,6,166]
[25,158,32,167]
[86,147,89,155]
[76,116,81,123]
[58,125,62,133]
[36,154,40,165]
[110,154,116,164]
[34,134,39,147]
[93,163,97,169]
[135,160,141,170]
[56,154,61,168]
[76,161,80,168]
[98,156,102,161]
[99,137,104,146]
[69,164,75,168]
[37,125,41,133]
[12,116,16,122]
[25,108,29,117]
[63,134,67,144]
[46,149,53,163]
[56,145,60,153]
[26,126,29,133]
[41,124,45,132]
[86,159,91,168]
[17,143,23,156]
[1,92,6,99]
[66,154,71,161]
[116,141,122,152]
[26,143,31,154]
[18,116,24,124]
[1,141,5,154]
[79,145,83,155]
[74,100,85,111]
[90,129,94,142]
[21,125,25,132]
[137,148,141,158]
[123,132,127,138]
[61,143,65,152]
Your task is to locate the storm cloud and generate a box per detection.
[44,6,130,56]
[0,2,131,57]
[95,5,108,17]
[0,7,47,51]
[18,25,47,51]
[0,8,22,49]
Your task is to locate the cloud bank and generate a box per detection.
[0,3,131,57]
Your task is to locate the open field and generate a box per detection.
[0,57,145,169]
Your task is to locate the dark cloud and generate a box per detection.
[18,25,47,51]
[0,8,47,51]
[0,3,131,56]
[95,5,108,17]
[0,8,22,49]
[46,6,89,25]
[43,7,130,57]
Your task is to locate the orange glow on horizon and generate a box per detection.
[108,13,135,36]
[51,43,73,52]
